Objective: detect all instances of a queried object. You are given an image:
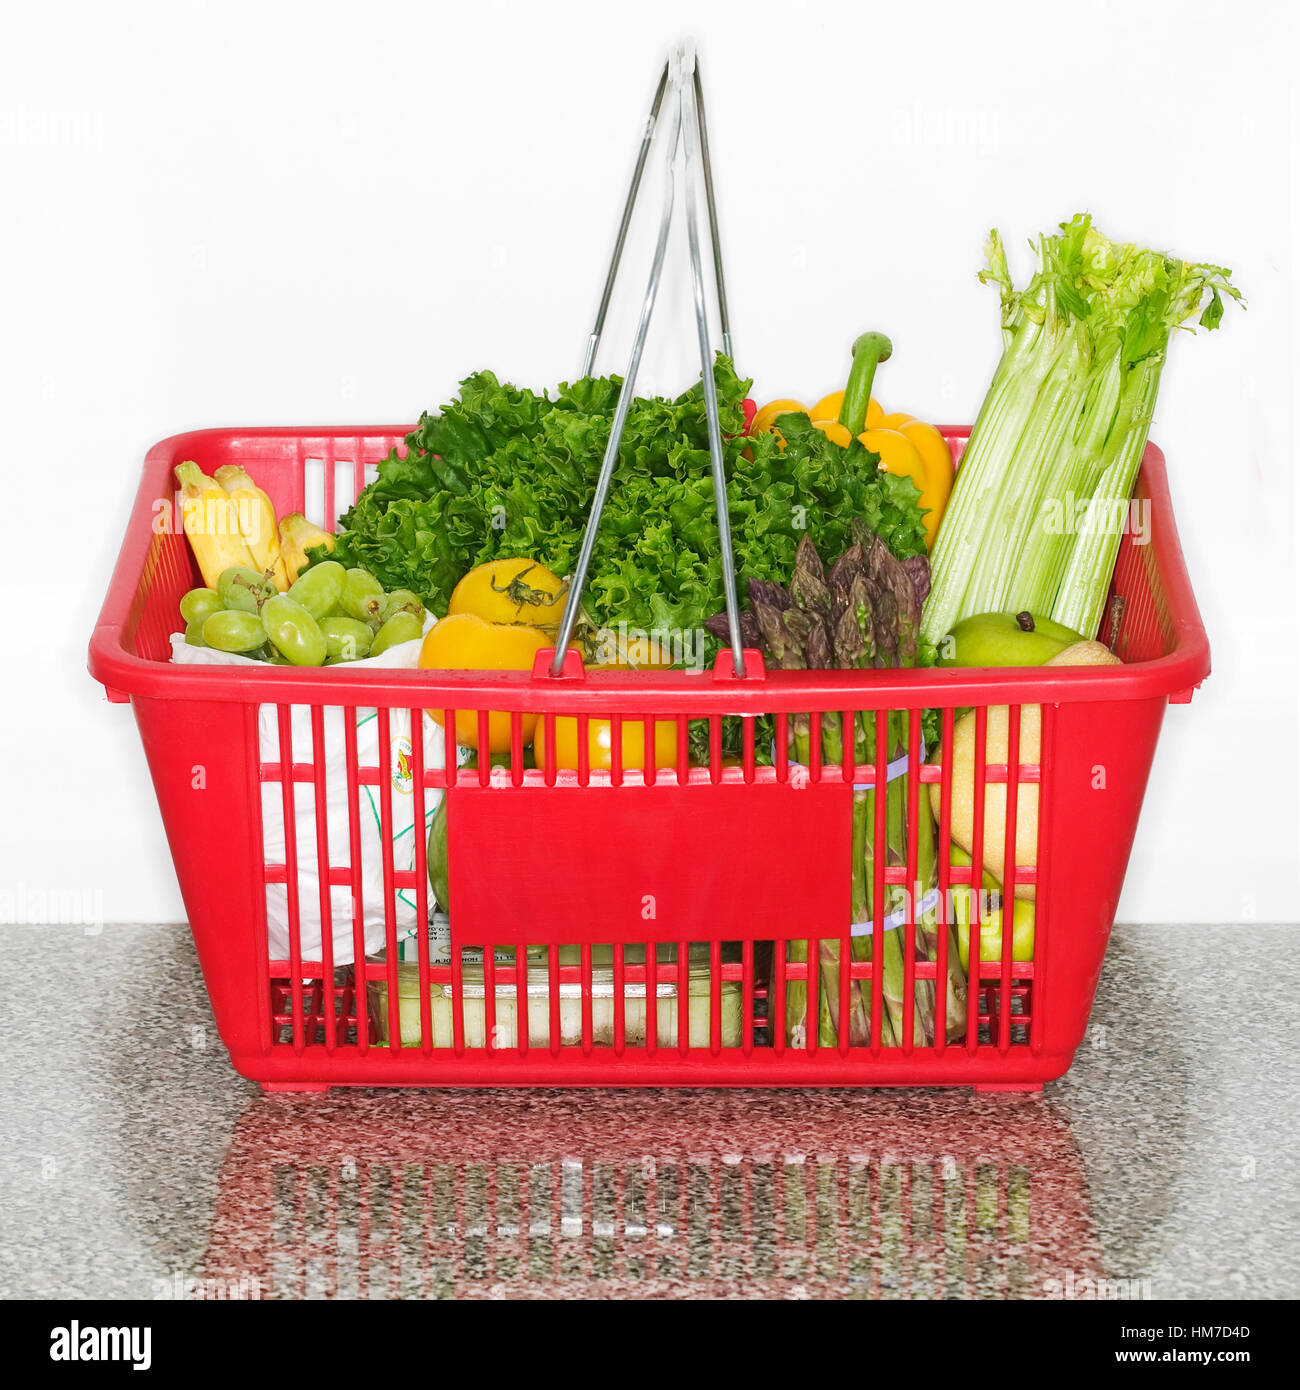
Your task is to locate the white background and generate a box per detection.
[2,0,1296,925]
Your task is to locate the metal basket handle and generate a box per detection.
[551,42,745,677]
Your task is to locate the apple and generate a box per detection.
[936,610,1083,667]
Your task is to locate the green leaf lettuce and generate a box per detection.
[327,356,928,639]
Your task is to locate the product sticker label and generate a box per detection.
[391,734,413,794]
[396,914,519,965]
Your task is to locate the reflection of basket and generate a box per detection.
[200,1093,1104,1300]
[90,426,1207,1090]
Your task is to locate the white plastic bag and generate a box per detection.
[171,624,442,966]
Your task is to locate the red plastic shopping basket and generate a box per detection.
[88,424,1209,1092]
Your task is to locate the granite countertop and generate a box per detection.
[1,922,1296,1300]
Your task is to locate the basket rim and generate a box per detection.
[88,424,1210,708]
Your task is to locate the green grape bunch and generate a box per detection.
[180,563,426,667]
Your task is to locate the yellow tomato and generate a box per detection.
[811,419,853,447]
[750,398,807,436]
[533,714,679,772]
[419,612,550,752]
[590,634,676,669]
[448,558,568,627]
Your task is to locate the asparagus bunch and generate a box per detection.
[740,579,854,1047]
[708,529,968,1047]
[847,525,967,1043]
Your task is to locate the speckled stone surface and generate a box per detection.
[1,922,1297,1300]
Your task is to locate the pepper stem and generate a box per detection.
[838,331,893,437]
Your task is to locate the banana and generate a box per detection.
[215,465,290,590]
[174,461,258,590]
[278,513,335,585]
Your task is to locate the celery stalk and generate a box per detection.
[1051,360,1164,635]
[922,215,1239,646]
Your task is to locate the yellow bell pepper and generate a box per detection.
[751,392,885,450]
[812,390,885,430]
[750,332,954,547]
[750,398,808,437]
[812,419,852,447]
[895,419,954,547]
[860,425,930,502]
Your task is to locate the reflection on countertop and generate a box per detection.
[1,923,1297,1299]
[202,1090,1098,1300]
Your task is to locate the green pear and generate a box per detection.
[936,611,1083,667]
[931,703,1042,901]
[947,841,999,889]
[948,840,1034,964]
[929,638,1121,901]
[1045,639,1122,667]
[954,890,1035,970]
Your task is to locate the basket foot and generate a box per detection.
[973,1081,1043,1095]
[260,1081,331,1093]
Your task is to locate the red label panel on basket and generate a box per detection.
[446,779,851,945]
